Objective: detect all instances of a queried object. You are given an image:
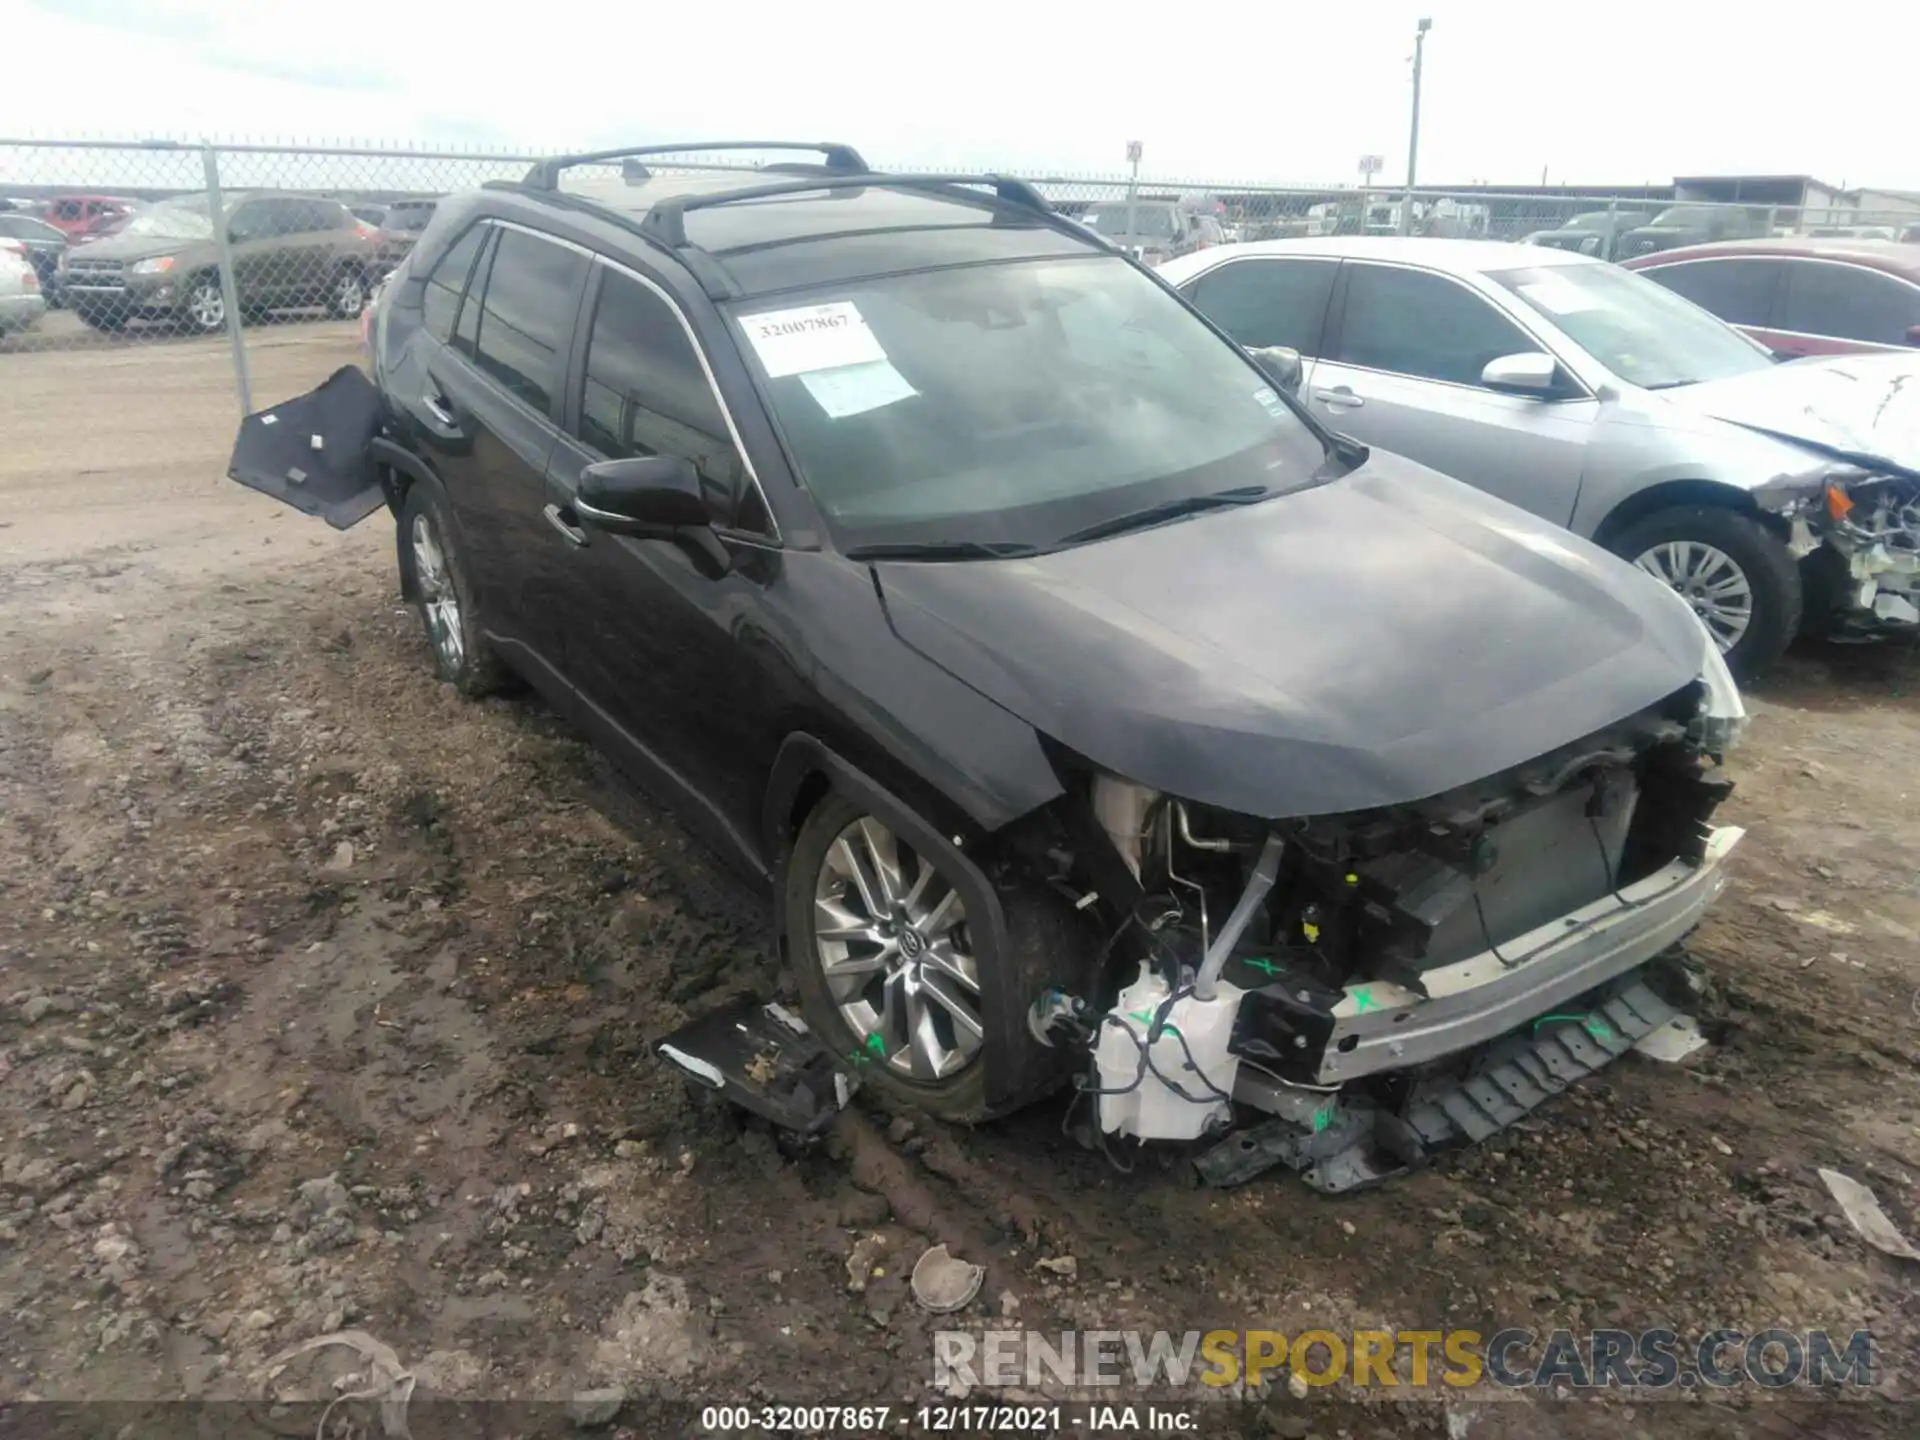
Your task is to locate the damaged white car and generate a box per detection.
[1163,239,1920,676]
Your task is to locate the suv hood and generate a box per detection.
[874,454,1703,819]
[75,232,210,263]
[1659,352,1920,478]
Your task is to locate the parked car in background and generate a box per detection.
[1624,238,1920,358]
[1615,205,1769,259]
[0,211,68,301]
[349,203,390,226]
[370,197,437,276]
[229,147,1748,1162]
[0,246,47,336]
[1078,198,1224,264]
[39,195,137,239]
[63,191,375,334]
[1522,210,1655,260]
[72,206,142,246]
[1164,236,1920,674]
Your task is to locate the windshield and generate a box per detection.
[1087,205,1178,240]
[384,202,436,231]
[119,195,217,240]
[1491,263,1772,390]
[1649,206,1719,228]
[735,255,1329,549]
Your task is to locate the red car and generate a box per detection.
[36,195,138,240]
[1625,237,1920,358]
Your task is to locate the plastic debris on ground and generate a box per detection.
[1818,1168,1920,1261]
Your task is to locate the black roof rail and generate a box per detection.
[638,171,1055,248]
[523,141,868,191]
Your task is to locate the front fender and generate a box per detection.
[762,737,1039,1114]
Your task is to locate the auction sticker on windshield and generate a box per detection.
[740,301,887,378]
[801,359,917,418]
[1515,276,1602,316]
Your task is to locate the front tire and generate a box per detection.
[398,479,509,697]
[1607,505,1801,679]
[180,274,227,335]
[785,794,1088,1123]
[327,267,367,320]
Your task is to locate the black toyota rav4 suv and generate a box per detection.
[232,143,1744,1184]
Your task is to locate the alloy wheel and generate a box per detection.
[811,816,984,1080]
[333,271,366,317]
[410,511,465,672]
[188,280,225,332]
[1634,540,1753,652]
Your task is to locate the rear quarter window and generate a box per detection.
[422,223,486,344]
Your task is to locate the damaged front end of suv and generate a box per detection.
[1012,638,1744,1189]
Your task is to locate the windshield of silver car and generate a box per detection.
[1491,262,1774,390]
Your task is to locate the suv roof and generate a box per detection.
[482,143,1106,299]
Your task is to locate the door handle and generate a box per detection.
[1312,387,1365,409]
[544,502,589,547]
[421,392,458,429]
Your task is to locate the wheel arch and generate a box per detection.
[1592,478,1783,549]
[764,734,1064,1114]
[372,439,443,602]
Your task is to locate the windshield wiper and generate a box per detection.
[1055,485,1274,547]
[845,539,1046,562]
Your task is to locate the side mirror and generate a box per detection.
[1905,324,1920,347]
[1248,344,1304,393]
[1480,351,1560,396]
[575,454,707,534]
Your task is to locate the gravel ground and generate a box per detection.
[3,325,1920,1438]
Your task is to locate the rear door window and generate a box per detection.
[1639,258,1782,327]
[467,227,586,413]
[1329,263,1535,386]
[578,268,762,532]
[1779,261,1920,346]
[1184,258,1338,355]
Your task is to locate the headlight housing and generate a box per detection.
[1647,571,1746,755]
[129,255,177,276]
[1688,619,1747,755]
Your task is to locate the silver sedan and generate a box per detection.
[1161,236,1920,676]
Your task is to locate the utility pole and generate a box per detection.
[1401,17,1431,236]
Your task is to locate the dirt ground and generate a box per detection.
[3,323,1920,1439]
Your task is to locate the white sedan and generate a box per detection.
[0,244,47,336]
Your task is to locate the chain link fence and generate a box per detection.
[4,137,1920,474]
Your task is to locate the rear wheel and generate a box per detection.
[398,479,509,697]
[785,793,1085,1122]
[1607,505,1801,679]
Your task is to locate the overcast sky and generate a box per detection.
[5,0,1917,190]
